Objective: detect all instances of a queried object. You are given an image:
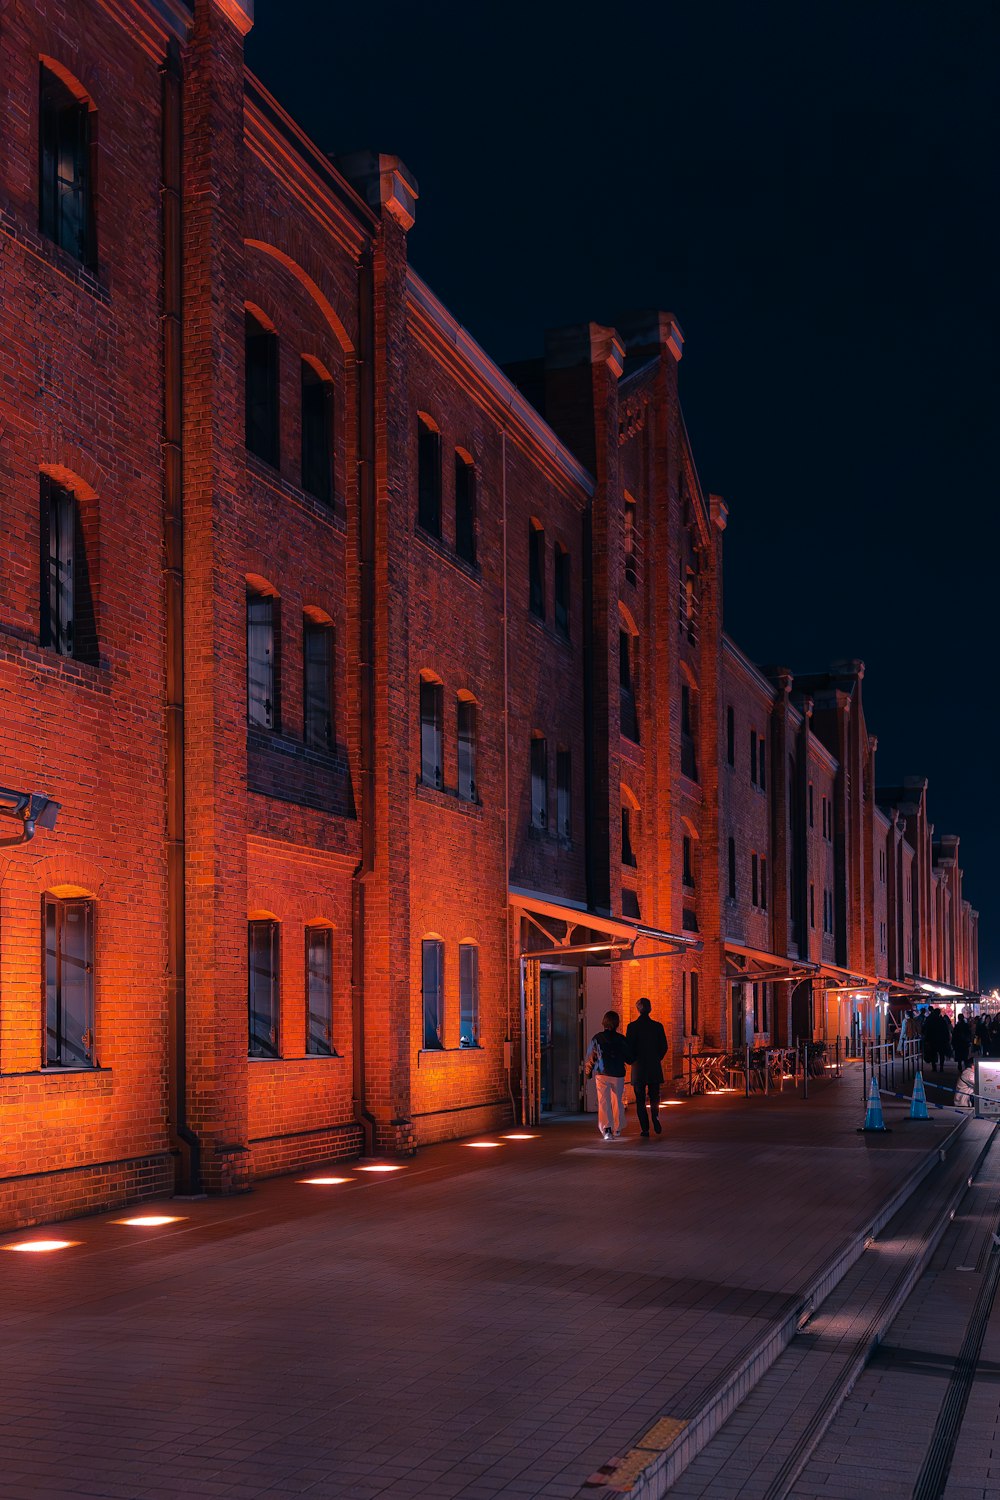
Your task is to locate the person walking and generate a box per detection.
[952,1015,972,1075]
[924,1007,950,1073]
[585,1011,632,1141]
[625,996,669,1137]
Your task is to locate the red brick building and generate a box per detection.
[0,0,980,1229]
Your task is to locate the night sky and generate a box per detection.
[246,2,998,982]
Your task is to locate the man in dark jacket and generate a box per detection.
[584,1011,633,1140]
[625,996,669,1137]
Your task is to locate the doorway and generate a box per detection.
[540,966,582,1113]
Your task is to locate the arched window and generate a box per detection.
[248,915,280,1057]
[459,942,479,1047]
[421,936,445,1049]
[529,520,545,619]
[623,493,639,586]
[680,676,698,781]
[556,747,572,839]
[419,672,443,788]
[245,307,279,466]
[554,543,570,638]
[39,471,98,663]
[305,922,336,1056]
[39,61,96,266]
[417,414,441,537]
[621,785,639,868]
[457,691,478,802]
[530,731,548,829]
[619,607,639,743]
[301,358,334,502]
[455,450,476,564]
[44,889,96,1068]
[247,576,279,731]
[303,608,334,752]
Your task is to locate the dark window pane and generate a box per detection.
[683,835,694,888]
[41,478,75,657]
[761,856,768,911]
[459,943,479,1047]
[529,526,545,617]
[619,629,632,691]
[422,939,444,1049]
[530,737,547,829]
[622,806,636,867]
[306,926,334,1055]
[420,680,443,787]
[44,895,95,1067]
[301,362,333,502]
[556,750,571,839]
[690,971,700,1035]
[681,685,697,779]
[455,455,476,563]
[39,66,94,265]
[247,593,276,729]
[245,313,279,465]
[304,621,333,751]
[457,698,477,800]
[624,499,637,586]
[248,919,280,1057]
[418,420,441,536]
[554,548,570,637]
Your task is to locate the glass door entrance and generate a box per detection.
[540,967,582,1113]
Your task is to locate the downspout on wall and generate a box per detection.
[162,39,201,1194]
[351,245,378,1156]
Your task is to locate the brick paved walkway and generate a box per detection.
[0,1066,969,1500]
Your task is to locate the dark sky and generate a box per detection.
[246,1,998,983]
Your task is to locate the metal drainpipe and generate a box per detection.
[501,426,517,1122]
[351,246,378,1156]
[162,39,201,1194]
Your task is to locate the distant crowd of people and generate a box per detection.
[904,1005,1000,1074]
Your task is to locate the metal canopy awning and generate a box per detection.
[817,962,878,992]
[510,886,702,963]
[912,976,980,1003]
[725,941,818,984]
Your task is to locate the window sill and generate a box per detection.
[0,210,110,304]
[415,779,484,816]
[246,451,347,531]
[527,612,574,652]
[249,1052,344,1062]
[528,822,573,848]
[413,524,483,584]
[417,1045,485,1063]
[0,629,114,688]
[33,1065,109,1076]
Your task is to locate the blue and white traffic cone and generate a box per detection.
[858,1075,891,1132]
[909,1071,930,1121]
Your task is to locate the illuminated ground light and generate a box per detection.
[464,1141,503,1149]
[356,1163,406,1173]
[502,1133,539,1139]
[298,1177,352,1186]
[113,1216,187,1227]
[660,1101,685,1107]
[4,1239,79,1253]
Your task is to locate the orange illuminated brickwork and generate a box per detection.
[0,0,979,1231]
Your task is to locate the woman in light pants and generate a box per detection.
[584,1011,632,1140]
